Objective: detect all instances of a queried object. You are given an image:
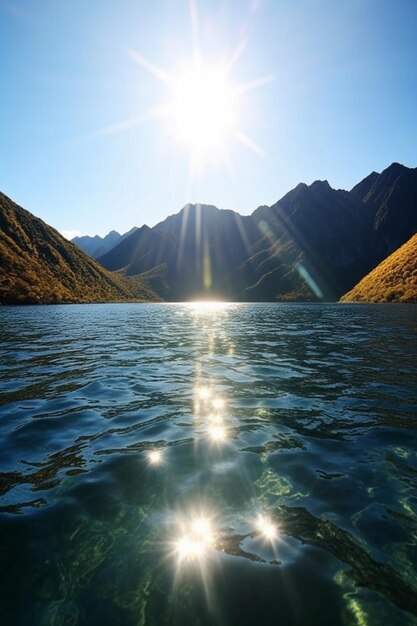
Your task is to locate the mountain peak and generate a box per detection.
[310,179,331,190]
[373,162,414,189]
[350,170,380,199]
[72,226,141,258]
[182,202,220,213]
[386,161,406,171]
[293,182,308,192]
[381,162,417,178]
[3,158,417,304]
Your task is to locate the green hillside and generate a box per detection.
[0,192,158,305]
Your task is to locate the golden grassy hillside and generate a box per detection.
[341,233,417,303]
[0,192,158,305]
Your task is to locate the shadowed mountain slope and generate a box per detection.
[248,180,372,300]
[0,192,157,304]
[99,204,261,300]
[351,162,417,266]
[101,200,330,301]
[3,162,415,304]
[97,163,417,302]
[97,225,177,299]
[341,233,417,303]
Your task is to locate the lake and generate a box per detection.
[1,302,417,626]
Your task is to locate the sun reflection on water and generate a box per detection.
[255,514,279,541]
[207,424,228,443]
[193,383,229,443]
[148,450,163,465]
[168,296,283,580]
[196,385,212,401]
[175,536,206,560]
[207,412,223,424]
[212,397,225,411]
[173,514,216,563]
[189,301,231,313]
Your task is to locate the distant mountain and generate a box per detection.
[0,193,157,304]
[98,224,177,299]
[72,227,138,258]
[99,203,261,300]
[97,163,417,302]
[341,233,417,302]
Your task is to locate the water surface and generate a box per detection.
[1,303,417,626]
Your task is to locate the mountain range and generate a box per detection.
[1,162,416,304]
[72,227,138,258]
[95,162,417,302]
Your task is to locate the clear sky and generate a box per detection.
[1,0,416,237]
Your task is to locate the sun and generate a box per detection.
[94,4,273,176]
[127,47,271,174]
[167,61,237,160]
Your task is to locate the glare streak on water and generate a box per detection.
[0,302,417,626]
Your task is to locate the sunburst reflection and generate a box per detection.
[172,514,216,564]
[212,397,225,411]
[207,424,228,444]
[148,449,164,465]
[255,514,279,542]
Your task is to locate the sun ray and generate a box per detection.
[126,19,272,173]
[235,130,266,158]
[91,108,166,139]
[235,73,275,95]
[129,49,173,85]
[81,8,273,171]
[176,202,191,271]
[189,0,202,65]
[233,211,252,252]
[227,38,248,72]
[195,203,202,258]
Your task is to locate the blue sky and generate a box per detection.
[1,0,416,237]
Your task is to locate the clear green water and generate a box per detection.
[1,302,417,626]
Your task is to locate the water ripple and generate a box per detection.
[1,303,417,625]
